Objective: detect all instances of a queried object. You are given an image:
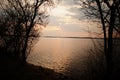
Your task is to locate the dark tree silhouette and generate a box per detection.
[0,0,53,63]
[81,0,120,79]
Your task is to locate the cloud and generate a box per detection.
[53,0,86,20]
[42,0,101,37]
[61,0,74,6]
[67,7,85,19]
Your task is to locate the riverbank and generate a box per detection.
[0,56,72,80]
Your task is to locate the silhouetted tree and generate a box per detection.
[81,0,120,79]
[0,0,53,63]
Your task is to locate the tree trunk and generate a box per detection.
[106,5,115,80]
[21,0,38,64]
[95,0,107,55]
[96,0,116,80]
[21,36,28,64]
[21,29,31,64]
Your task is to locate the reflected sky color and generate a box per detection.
[27,38,95,73]
[42,0,102,37]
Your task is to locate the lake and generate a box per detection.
[27,37,103,78]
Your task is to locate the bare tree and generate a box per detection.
[81,0,120,79]
[0,0,53,63]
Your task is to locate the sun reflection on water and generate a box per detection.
[27,38,94,73]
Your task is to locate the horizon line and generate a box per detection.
[41,36,104,39]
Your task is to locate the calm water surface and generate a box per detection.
[27,38,102,76]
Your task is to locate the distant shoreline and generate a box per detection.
[41,36,120,39]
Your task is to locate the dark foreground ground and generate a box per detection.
[0,56,73,80]
[1,44,120,80]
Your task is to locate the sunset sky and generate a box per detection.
[42,0,102,37]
